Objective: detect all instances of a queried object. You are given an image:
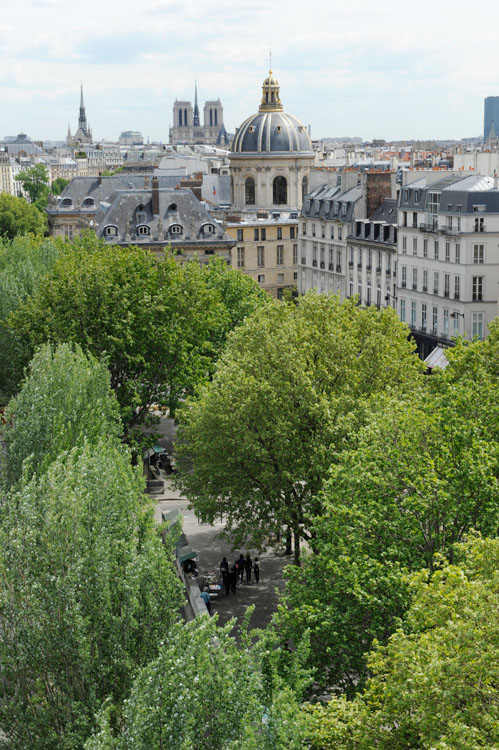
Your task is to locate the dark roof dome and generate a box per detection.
[231,70,312,155]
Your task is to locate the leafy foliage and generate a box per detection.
[0,192,47,239]
[51,177,70,196]
[175,293,423,562]
[16,163,50,209]
[0,235,63,397]
[1,343,121,491]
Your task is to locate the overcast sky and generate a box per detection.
[1,0,498,143]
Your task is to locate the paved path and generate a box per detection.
[154,483,289,632]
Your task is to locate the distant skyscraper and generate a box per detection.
[484,96,499,142]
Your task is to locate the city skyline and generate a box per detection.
[1,0,499,143]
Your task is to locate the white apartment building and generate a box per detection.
[397,173,499,357]
[0,155,25,196]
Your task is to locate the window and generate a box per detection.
[445,242,450,262]
[201,223,215,235]
[444,273,450,297]
[432,305,438,335]
[167,203,177,212]
[237,228,243,241]
[245,177,255,205]
[474,216,484,232]
[338,227,343,241]
[411,300,417,328]
[473,244,484,263]
[428,192,440,213]
[414,190,420,203]
[273,176,287,205]
[301,176,308,203]
[402,236,407,252]
[349,247,354,266]
[170,224,182,235]
[137,225,150,235]
[421,303,427,332]
[401,266,407,288]
[261,228,266,241]
[472,276,483,301]
[302,223,306,235]
[453,311,459,333]
[290,226,296,239]
[254,228,259,241]
[402,211,407,227]
[443,308,449,337]
[412,212,418,229]
[472,312,484,340]
[423,269,428,292]
[412,237,418,255]
[64,224,74,240]
[293,244,297,265]
[454,275,461,300]
[357,281,362,302]
[312,223,316,237]
[434,240,439,259]
[366,281,372,306]
[367,249,372,269]
[376,285,381,307]
[277,245,284,265]
[257,246,265,267]
[60,197,72,207]
[277,272,284,282]
[330,226,334,240]
[82,197,94,207]
[412,267,418,290]
[455,243,461,263]
[104,225,117,236]
[349,278,353,297]
[258,274,265,283]
[433,271,439,295]
[237,247,245,268]
[277,227,282,240]
[321,224,326,239]
[336,249,341,271]
[423,238,428,258]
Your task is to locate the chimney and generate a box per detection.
[144,175,149,189]
[151,176,159,215]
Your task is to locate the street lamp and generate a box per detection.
[385,292,398,307]
[450,311,464,319]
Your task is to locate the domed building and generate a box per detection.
[229,71,315,210]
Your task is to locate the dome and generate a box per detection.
[230,70,313,155]
[231,111,312,154]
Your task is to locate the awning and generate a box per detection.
[424,346,449,371]
[143,444,166,459]
[162,509,181,525]
[177,545,198,563]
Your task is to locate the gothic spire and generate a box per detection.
[193,80,200,127]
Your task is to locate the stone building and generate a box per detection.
[229,70,315,211]
[47,174,234,262]
[225,210,299,298]
[170,85,229,146]
[397,172,499,356]
[68,85,92,145]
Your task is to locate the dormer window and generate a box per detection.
[403,189,409,201]
[333,202,339,217]
[60,197,72,207]
[137,225,150,236]
[249,126,255,134]
[82,197,94,208]
[167,203,178,212]
[341,203,347,218]
[169,224,183,235]
[104,225,118,236]
[201,223,215,234]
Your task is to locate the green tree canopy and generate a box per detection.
[1,343,122,491]
[16,163,50,208]
[175,293,423,563]
[275,328,499,692]
[0,193,47,240]
[7,234,267,432]
[50,176,70,196]
[0,235,63,397]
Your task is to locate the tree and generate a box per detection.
[175,293,423,563]
[16,163,50,209]
[0,235,63,397]
[0,193,47,240]
[86,616,310,750]
[51,177,70,196]
[0,343,122,491]
[0,439,183,749]
[7,234,268,433]
[275,329,499,692]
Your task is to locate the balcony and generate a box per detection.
[393,270,397,276]
[366,264,372,271]
[301,257,306,265]
[336,264,342,272]
[419,223,437,233]
[412,283,418,290]
[329,262,334,271]
[357,262,363,269]
[320,261,325,269]
[385,268,390,275]
[433,288,439,295]
[444,290,450,297]
[349,260,354,267]
[454,291,460,300]
[312,259,317,267]
[401,281,407,288]
[422,285,428,292]
[442,226,459,236]
[376,266,381,273]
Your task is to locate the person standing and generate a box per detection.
[200,587,212,616]
[253,557,260,584]
[237,553,245,583]
[245,553,253,583]
[223,568,230,597]
[229,565,237,595]
[220,556,229,578]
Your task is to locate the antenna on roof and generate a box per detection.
[268,36,273,71]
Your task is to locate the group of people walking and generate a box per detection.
[219,553,260,596]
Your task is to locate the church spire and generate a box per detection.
[193,80,200,127]
[259,69,283,113]
[78,83,88,136]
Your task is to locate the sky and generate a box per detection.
[1,0,499,143]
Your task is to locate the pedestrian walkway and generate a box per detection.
[154,488,289,631]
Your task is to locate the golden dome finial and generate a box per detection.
[259,68,283,113]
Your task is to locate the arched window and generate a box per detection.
[104,225,118,236]
[201,223,215,234]
[302,176,308,204]
[82,197,94,208]
[273,176,287,205]
[60,197,72,207]
[137,225,150,236]
[245,177,255,205]
[169,224,183,236]
[167,203,177,212]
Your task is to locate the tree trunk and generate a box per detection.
[293,530,301,566]
[285,528,292,556]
